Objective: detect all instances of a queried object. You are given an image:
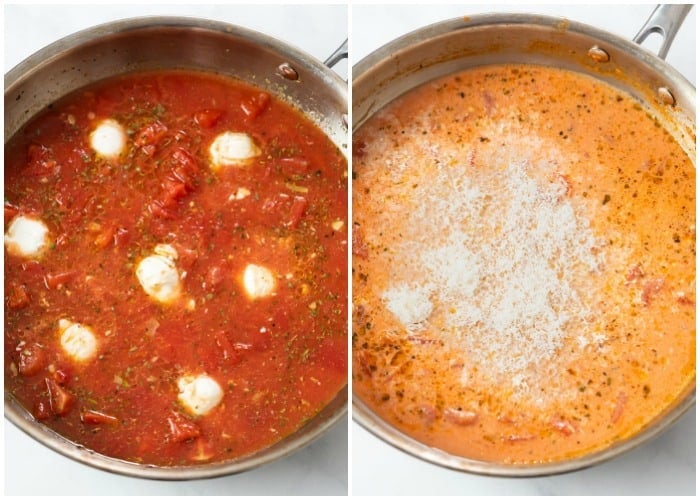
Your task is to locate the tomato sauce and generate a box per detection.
[5,70,347,465]
[352,65,695,464]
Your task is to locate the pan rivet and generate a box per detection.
[657,87,676,106]
[277,63,299,81]
[587,46,610,63]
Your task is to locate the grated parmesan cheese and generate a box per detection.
[374,130,607,399]
[383,284,433,329]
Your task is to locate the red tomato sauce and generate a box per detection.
[5,70,347,465]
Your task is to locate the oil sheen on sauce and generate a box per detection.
[352,64,695,464]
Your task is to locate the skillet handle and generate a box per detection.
[324,39,348,68]
[632,4,692,60]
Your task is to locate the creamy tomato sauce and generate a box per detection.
[5,70,347,465]
[352,65,695,464]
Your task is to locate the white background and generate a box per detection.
[4,3,348,496]
[351,3,695,496]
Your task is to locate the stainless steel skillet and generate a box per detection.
[4,16,348,480]
[352,4,695,477]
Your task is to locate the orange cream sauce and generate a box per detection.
[352,65,695,464]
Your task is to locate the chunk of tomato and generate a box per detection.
[134,120,168,149]
[4,203,19,222]
[287,196,308,228]
[18,344,46,377]
[194,109,223,128]
[25,143,59,177]
[6,283,30,309]
[241,92,270,119]
[44,271,77,289]
[167,412,201,443]
[45,378,74,416]
[81,409,120,425]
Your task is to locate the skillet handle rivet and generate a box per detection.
[277,63,299,81]
[657,87,676,106]
[587,46,610,63]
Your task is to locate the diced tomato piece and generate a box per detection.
[506,434,536,442]
[45,378,74,416]
[18,344,46,377]
[162,177,189,204]
[81,409,119,425]
[550,172,572,197]
[551,417,576,435]
[93,225,115,249]
[352,139,367,158]
[279,157,310,175]
[482,90,495,114]
[134,120,168,148]
[52,367,72,385]
[4,203,19,222]
[287,196,308,228]
[416,404,437,425]
[167,412,201,443]
[6,283,30,309]
[641,277,664,305]
[114,227,130,248]
[241,92,270,119]
[86,221,109,247]
[675,291,695,305]
[194,109,223,128]
[443,408,478,426]
[352,225,369,259]
[611,391,627,423]
[625,263,645,283]
[44,270,77,289]
[33,400,52,421]
[263,193,310,228]
[171,148,199,186]
[497,413,518,425]
[150,148,200,219]
[26,143,60,177]
[20,261,42,273]
[147,200,176,219]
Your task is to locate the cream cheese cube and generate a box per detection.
[177,373,224,416]
[4,214,50,259]
[135,244,182,304]
[242,263,276,299]
[89,119,127,159]
[58,319,98,362]
[209,132,261,169]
